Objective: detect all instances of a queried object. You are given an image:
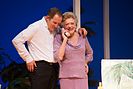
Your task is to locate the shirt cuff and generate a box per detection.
[25,58,34,63]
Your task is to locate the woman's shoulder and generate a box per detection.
[78,33,86,41]
[55,33,62,38]
[54,33,63,42]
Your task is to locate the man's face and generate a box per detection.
[47,14,62,32]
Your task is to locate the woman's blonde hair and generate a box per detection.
[61,12,78,27]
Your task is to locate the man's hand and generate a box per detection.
[78,28,87,38]
[26,60,37,72]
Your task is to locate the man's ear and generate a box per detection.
[45,16,50,21]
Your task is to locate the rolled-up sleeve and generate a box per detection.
[12,24,37,63]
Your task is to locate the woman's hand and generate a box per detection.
[62,28,70,40]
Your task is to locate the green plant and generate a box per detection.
[0,47,31,89]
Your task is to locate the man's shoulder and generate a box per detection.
[28,17,45,28]
[31,18,42,25]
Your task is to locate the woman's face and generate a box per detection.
[64,18,76,36]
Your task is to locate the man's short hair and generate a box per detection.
[48,7,62,19]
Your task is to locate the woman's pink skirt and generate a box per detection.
[60,78,88,89]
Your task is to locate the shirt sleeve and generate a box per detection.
[85,37,93,63]
[12,24,38,63]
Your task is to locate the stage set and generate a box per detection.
[1,0,133,89]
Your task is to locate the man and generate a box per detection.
[12,7,87,89]
[12,7,62,89]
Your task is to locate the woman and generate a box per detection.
[54,12,93,89]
